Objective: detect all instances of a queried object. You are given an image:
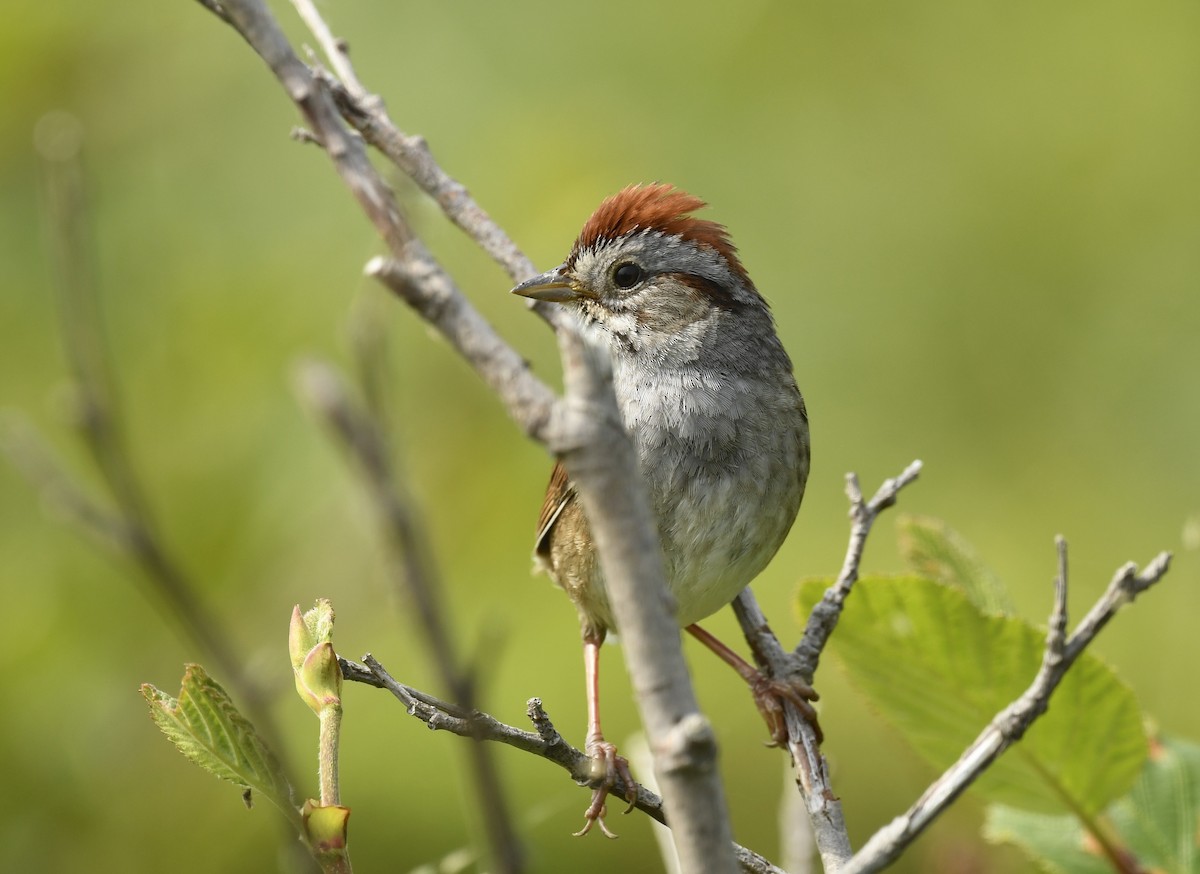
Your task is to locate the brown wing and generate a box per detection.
[534,460,575,562]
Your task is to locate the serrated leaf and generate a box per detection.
[982,806,1109,874]
[798,576,1146,815]
[141,664,298,826]
[1110,735,1200,872]
[985,735,1200,874]
[896,514,1012,614]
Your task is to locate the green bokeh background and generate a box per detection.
[2,1,1197,871]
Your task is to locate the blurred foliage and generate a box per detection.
[1,0,1197,872]
[896,513,1013,614]
[985,735,1200,874]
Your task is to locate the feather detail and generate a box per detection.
[566,183,752,288]
[534,460,574,562]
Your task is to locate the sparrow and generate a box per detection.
[512,184,815,836]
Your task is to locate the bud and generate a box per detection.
[302,798,351,857]
[289,600,342,714]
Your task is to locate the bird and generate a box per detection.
[511,183,815,836]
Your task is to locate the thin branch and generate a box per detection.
[198,0,564,438]
[779,759,814,874]
[550,319,740,871]
[294,361,523,874]
[366,254,557,441]
[327,78,551,310]
[342,656,787,874]
[289,0,367,100]
[795,460,924,678]
[732,590,852,872]
[732,461,922,872]
[287,0,562,332]
[840,547,1172,874]
[203,0,410,256]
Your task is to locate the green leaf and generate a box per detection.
[1110,735,1200,873]
[984,735,1200,873]
[141,664,298,826]
[798,576,1146,814]
[982,806,1110,874]
[895,514,1012,614]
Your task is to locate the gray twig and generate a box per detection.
[289,0,558,327]
[295,360,523,874]
[795,460,924,678]
[732,461,922,872]
[731,590,852,871]
[289,0,367,102]
[196,0,744,867]
[341,656,787,874]
[840,546,1172,874]
[366,254,558,441]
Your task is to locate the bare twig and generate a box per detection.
[732,461,922,872]
[366,254,558,440]
[840,546,1172,874]
[779,760,814,874]
[795,460,924,678]
[294,361,523,874]
[551,325,739,871]
[191,0,743,863]
[288,0,559,328]
[204,0,409,256]
[342,656,787,874]
[328,82,550,307]
[732,590,852,871]
[289,0,367,101]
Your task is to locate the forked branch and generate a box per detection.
[840,542,1171,874]
[733,461,923,872]
[339,655,788,874]
[197,1,740,870]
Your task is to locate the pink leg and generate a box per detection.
[575,635,636,837]
[686,623,822,745]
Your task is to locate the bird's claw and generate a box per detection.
[752,672,822,746]
[574,738,637,838]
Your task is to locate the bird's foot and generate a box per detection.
[752,671,822,746]
[574,738,637,838]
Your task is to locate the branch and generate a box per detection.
[840,543,1172,874]
[286,0,540,289]
[340,656,787,874]
[366,254,558,441]
[194,1,745,867]
[288,0,567,332]
[550,325,740,871]
[294,361,523,874]
[795,460,924,678]
[732,460,922,872]
[732,592,851,872]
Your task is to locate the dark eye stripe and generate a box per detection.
[670,273,746,313]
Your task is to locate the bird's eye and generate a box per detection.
[613,262,644,289]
